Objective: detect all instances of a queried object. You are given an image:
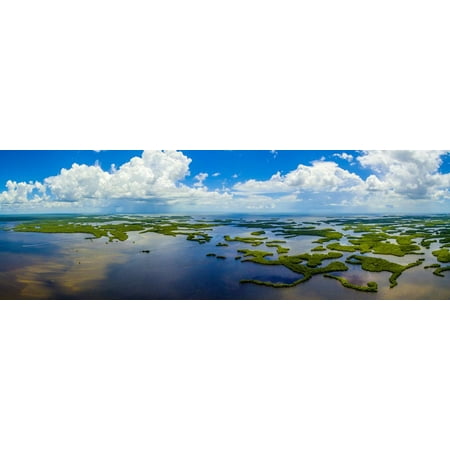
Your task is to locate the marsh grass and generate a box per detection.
[346,255,424,288]
[324,274,378,292]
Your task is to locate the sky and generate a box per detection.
[0,150,449,215]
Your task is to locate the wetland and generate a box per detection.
[1,214,449,299]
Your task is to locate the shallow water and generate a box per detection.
[0,215,449,299]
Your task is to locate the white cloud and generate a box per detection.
[234,161,363,194]
[1,150,449,214]
[0,180,45,204]
[0,150,234,212]
[193,172,208,187]
[212,172,220,177]
[231,151,450,213]
[333,152,353,162]
[357,150,450,200]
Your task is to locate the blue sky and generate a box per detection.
[0,150,449,214]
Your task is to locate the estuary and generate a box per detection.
[1,214,449,299]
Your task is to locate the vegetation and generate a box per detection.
[433,266,450,277]
[324,275,378,292]
[327,242,358,252]
[14,217,217,244]
[224,234,267,246]
[238,249,277,264]
[273,227,343,243]
[240,261,348,288]
[265,243,290,254]
[290,251,343,268]
[346,255,424,288]
[432,248,450,263]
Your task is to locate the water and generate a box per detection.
[0,215,449,299]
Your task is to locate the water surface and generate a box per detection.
[1,215,449,299]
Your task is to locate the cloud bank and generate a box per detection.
[1,150,449,214]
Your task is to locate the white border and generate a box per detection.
[1,1,449,449]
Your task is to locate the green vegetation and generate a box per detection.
[224,234,267,246]
[240,260,348,288]
[13,217,217,244]
[216,255,226,260]
[424,264,440,269]
[433,266,450,277]
[324,275,378,292]
[216,242,229,247]
[311,246,326,252]
[238,249,277,264]
[327,242,358,252]
[345,232,423,256]
[250,230,266,236]
[274,227,343,243]
[432,248,450,263]
[265,243,290,254]
[346,255,424,288]
[290,251,343,268]
[206,253,216,257]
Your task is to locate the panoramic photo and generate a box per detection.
[0,150,449,300]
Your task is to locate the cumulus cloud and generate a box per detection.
[0,150,233,212]
[333,152,354,162]
[1,150,449,214]
[231,151,450,213]
[234,161,363,194]
[357,150,450,200]
[193,172,208,187]
[0,180,45,204]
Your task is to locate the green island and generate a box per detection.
[324,275,378,293]
[345,255,424,288]
[224,234,268,246]
[240,259,348,288]
[432,249,450,263]
[273,226,343,243]
[265,243,290,254]
[237,248,348,287]
[433,266,450,277]
[292,251,343,268]
[13,216,217,244]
